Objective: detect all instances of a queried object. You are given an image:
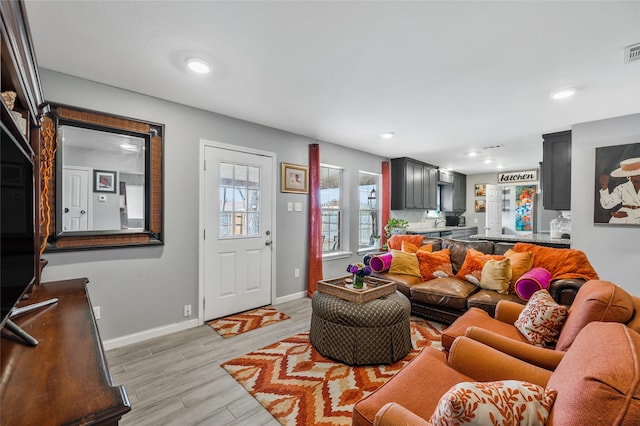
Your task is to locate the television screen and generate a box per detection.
[1,122,36,328]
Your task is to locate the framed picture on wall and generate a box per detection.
[94,170,117,193]
[594,142,640,226]
[475,183,486,197]
[281,162,308,194]
[475,199,486,212]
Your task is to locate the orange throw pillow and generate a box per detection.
[504,249,534,291]
[387,234,425,251]
[416,249,454,281]
[401,240,433,253]
[455,248,505,285]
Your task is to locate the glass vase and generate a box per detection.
[353,274,365,289]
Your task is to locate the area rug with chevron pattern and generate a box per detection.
[221,318,444,425]
[208,306,291,338]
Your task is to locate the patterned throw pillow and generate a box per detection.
[514,289,568,347]
[401,240,433,253]
[416,249,454,281]
[455,249,505,285]
[388,250,422,278]
[480,258,512,294]
[430,380,557,426]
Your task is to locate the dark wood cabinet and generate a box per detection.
[1,279,130,425]
[542,130,571,210]
[391,157,438,210]
[441,171,467,212]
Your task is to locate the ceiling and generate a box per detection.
[24,1,640,175]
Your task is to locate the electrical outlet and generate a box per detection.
[184,304,192,317]
[294,268,300,278]
[93,306,101,320]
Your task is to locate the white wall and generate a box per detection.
[571,113,640,292]
[39,69,386,341]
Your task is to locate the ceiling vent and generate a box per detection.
[483,144,504,150]
[624,43,640,64]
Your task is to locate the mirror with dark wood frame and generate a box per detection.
[40,104,163,250]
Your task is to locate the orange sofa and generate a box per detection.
[352,321,640,425]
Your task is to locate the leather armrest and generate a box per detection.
[494,300,525,323]
[464,327,565,370]
[373,402,431,426]
[447,336,553,387]
[548,278,586,306]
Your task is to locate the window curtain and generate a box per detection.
[381,161,391,248]
[307,143,323,297]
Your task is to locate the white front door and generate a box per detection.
[485,184,502,236]
[62,167,90,231]
[201,143,274,320]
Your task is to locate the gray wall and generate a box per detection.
[571,113,640,292]
[39,69,386,340]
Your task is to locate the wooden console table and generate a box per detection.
[1,278,130,425]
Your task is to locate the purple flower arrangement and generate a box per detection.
[347,263,372,277]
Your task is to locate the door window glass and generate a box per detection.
[219,162,261,237]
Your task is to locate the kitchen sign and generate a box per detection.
[498,170,538,184]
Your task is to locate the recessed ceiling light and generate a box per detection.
[484,159,493,164]
[466,151,479,157]
[185,58,211,74]
[380,132,395,139]
[551,89,575,100]
[496,164,504,169]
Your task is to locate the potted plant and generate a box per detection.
[382,218,408,250]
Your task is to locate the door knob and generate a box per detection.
[265,240,272,246]
[80,210,86,214]
[64,207,69,213]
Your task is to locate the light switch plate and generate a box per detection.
[294,202,302,212]
[287,202,293,212]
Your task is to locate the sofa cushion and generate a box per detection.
[387,234,425,251]
[388,250,422,278]
[547,322,640,425]
[416,249,454,281]
[410,277,478,311]
[442,239,496,274]
[555,279,635,351]
[441,307,530,350]
[376,272,422,297]
[514,290,568,347]
[455,248,505,285]
[466,289,523,317]
[430,380,557,426]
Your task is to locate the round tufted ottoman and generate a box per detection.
[310,291,412,365]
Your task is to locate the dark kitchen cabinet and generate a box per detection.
[391,157,438,210]
[542,130,571,210]
[441,171,467,212]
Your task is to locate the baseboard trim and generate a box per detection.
[103,318,200,350]
[274,290,307,304]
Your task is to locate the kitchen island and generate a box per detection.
[469,232,570,248]
[405,223,478,239]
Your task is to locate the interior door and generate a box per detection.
[62,166,89,231]
[485,184,502,236]
[203,145,273,320]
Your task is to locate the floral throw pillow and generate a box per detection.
[430,380,557,426]
[514,289,568,347]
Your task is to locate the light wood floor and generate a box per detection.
[106,297,313,426]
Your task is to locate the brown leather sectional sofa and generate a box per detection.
[368,238,587,324]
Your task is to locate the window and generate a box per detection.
[320,165,342,253]
[219,162,261,237]
[358,172,379,248]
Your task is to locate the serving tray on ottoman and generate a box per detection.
[317,275,396,303]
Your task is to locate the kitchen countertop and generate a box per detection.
[405,223,478,233]
[469,232,571,246]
